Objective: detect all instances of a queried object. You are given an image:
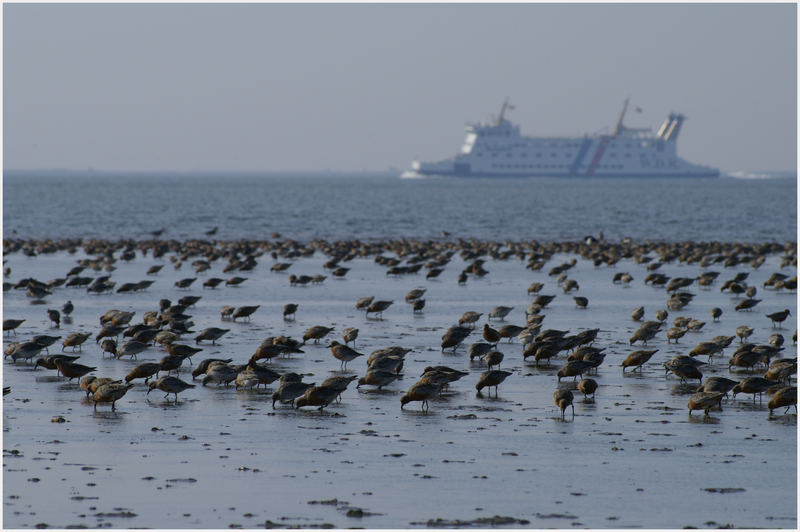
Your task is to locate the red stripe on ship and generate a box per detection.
[586,137,610,174]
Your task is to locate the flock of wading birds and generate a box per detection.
[2,236,798,421]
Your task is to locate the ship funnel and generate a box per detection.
[657,114,675,139]
[663,113,685,141]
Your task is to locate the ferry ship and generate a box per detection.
[407,99,719,178]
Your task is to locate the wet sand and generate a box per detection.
[2,239,797,528]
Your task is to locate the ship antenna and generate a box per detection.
[497,97,509,126]
[613,96,630,137]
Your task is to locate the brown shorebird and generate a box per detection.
[475,370,512,397]
[53,358,96,381]
[192,358,233,379]
[578,378,598,399]
[483,350,504,369]
[459,311,483,328]
[696,376,738,397]
[125,362,162,383]
[527,282,544,294]
[367,354,404,374]
[8,341,45,363]
[483,323,501,344]
[732,377,779,402]
[159,354,184,375]
[469,342,494,361]
[766,309,791,327]
[220,305,235,319]
[441,326,471,351]
[687,391,725,416]
[295,385,341,410]
[116,340,148,359]
[366,300,393,319]
[400,381,441,411]
[174,277,196,289]
[235,369,260,389]
[47,309,61,328]
[289,274,312,286]
[629,323,659,345]
[96,324,125,343]
[240,361,281,388]
[303,325,334,344]
[340,327,359,347]
[573,296,589,309]
[553,389,574,420]
[711,335,735,349]
[557,361,595,382]
[356,296,374,310]
[179,295,201,307]
[631,306,644,322]
[736,325,754,342]
[204,277,225,289]
[92,383,135,411]
[329,341,365,370]
[622,349,658,372]
[488,306,514,321]
[250,342,294,363]
[710,307,722,322]
[272,380,315,408]
[80,376,118,397]
[320,375,358,402]
[165,343,203,363]
[357,370,400,390]
[226,276,248,286]
[332,267,350,278]
[689,341,724,361]
[271,262,292,272]
[3,319,25,335]
[62,332,92,351]
[734,298,761,311]
[232,305,260,321]
[498,324,525,341]
[421,367,469,389]
[62,300,74,316]
[767,386,797,416]
[33,354,79,372]
[202,364,239,386]
[283,303,299,320]
[764,359,797,382]
[405,288,426,302]
[367,346,412,366]
[667,363,703,384]
[195,327,230,345]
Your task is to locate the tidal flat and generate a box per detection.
[2,238,797,528]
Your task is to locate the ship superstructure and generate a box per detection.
[409,98,719,178]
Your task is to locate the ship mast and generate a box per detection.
[496,98,509,126]
[612,96,630,137]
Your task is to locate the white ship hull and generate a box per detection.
[410,100,719,178]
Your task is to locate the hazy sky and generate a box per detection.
[3,3,797,173]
